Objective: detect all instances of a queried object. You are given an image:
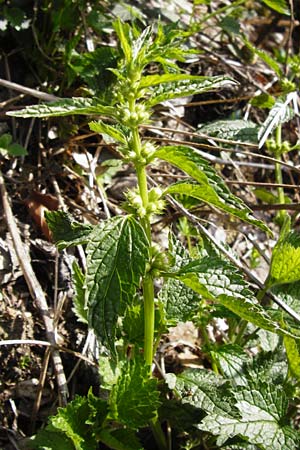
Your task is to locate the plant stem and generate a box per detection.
[143,273,155,368]
[131,126,154,369]
[132,127,167,450]
[234,320,248,345]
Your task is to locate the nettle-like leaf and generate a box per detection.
[211,345,249,387]
[176,368,235,417]
[49,393,108,450]
[258,92,298,148]
[45,211,94,250]
[261,0,290,15]
[72,261,88,324]
[159,232,200,322]
[85,215,149,352]
[176,257,300,339]
[268,231,300,287]
[199,382,299,449]
[7,97,115,118]
[113,18,132,64]
[89,120,127,144]
[148,76,236,107]
[109,359,161,429]
[29,426,75,450]
[272,280,300,315]
[156,145,269,232]
[197,119,259,144]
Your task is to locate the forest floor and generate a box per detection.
[0,1,300,449]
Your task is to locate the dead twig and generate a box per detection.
[0,78,58,103]
[0,170,68,406]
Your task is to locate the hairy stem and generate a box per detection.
[131,127,154,369]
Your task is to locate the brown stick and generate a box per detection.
[0,170,68,406]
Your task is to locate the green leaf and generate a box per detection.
[45,211,94,250]
[156,145,269,232]
[251,93,276,109]
[99,429,142,450]
[109,359,161,428]
[72,261,88,324]
[176,368,235,417]
[211,345,249,387]
[268,231,300,287]
[50,396,99,450]
[122,302,144,346]
[85,216,149,352]
[272,280,300,315]
[176,257,300,339]
[113,19,132,63]
[258,93,297,148]
[261,0,290,15]
[7,142,28,156]
[242,38,283,77]
[197,119,259,144]
[28,426,75,450]
[7,98,115,119]
[284,336,300,379]
[199,382,299,449]
[0,133,12,148]
[148,75,237,107]
[159,233,200,322]
[220,16,241,35]
[89,120,127,144]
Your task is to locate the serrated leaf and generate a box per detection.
[176,257,300,339]
[7,98,115,118]
[176,368,235,417]
[159,233,200,322]
[85,216,149,352]
[197,119,259,144]
[211,345,249,387]
[72,261,88,324]
[246,349,288,386]
[272,280,300,315]
[262,0,290,15]
[89,120,127,144]
[29,426,75,450]
[50,396,98,450]
[258,93,297,148]
[284,336,300,379]
[148,76,236,107]
[199,382,299,449]
[109,359,161,428]
[268,231,300,286]
[45,211,94,250]
[113,18,132,63]
[156,145,269,232]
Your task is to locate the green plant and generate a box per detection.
[8,19,300,450]
[0,133,27,157]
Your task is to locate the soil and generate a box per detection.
[0,1,300,449]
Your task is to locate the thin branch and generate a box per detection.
[0,78,58,102]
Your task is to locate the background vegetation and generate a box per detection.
[1,1,300,449]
